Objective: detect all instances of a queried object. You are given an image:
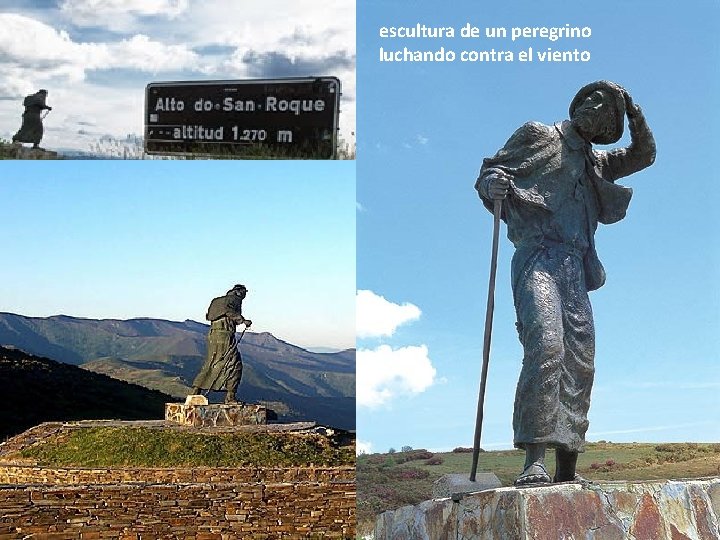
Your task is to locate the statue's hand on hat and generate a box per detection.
[622,89,640,119]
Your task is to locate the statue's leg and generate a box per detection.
[555,254,595,463]
[525,443,546,469]
[224,377,239,403]
[512,251,564,484]
[554,448,578,481]
[224,356,242,404]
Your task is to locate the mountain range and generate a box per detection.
[0,313,355,430]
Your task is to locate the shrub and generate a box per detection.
[401,446,413,452]
[425,457,443,465]
[605,459,616,467]
[387,467,430,480]
[452,447,475,453]
[394,450,434,464]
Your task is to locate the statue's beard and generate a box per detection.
[573,109,613,142]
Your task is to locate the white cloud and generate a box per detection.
[107,34,199,71]
[356,290,421,339]
[0,65,35,99]
[356,440,373,455]
[0,13,198,74]
[0,14,199,90]
[357,344,436,407]
[60,0,189,26]
[186,2,354,55]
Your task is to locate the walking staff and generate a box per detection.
[470,199,502,482]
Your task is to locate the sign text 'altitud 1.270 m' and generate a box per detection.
[144,77,340,158]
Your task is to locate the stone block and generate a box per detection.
[4,144,59,160]
[432,473,502,499]
[185,394,209,406]
[164,402,272,427]
[375,478,720,540]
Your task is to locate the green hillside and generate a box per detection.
[0,346,173,440]
[12,426,355,468]
[357,443,720,536]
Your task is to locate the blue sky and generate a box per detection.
[0,161,355,350]
[0,1,355,152]
[356,0,720,454]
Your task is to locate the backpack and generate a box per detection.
[206,294,243,321]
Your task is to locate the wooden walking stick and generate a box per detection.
[470,198,502,482]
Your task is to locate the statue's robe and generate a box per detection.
[192,295,244,392]
[478,119,653,452]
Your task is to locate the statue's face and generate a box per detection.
[571,89,616,143]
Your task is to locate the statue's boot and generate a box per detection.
[514,443,551,486]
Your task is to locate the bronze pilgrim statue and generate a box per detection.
[475,81,656,485]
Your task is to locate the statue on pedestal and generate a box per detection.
[191,284,252,404]
[12,90,52,149]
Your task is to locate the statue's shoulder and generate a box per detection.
[207,294,238,321]
[503,121,554,149]
[516,120,553,136]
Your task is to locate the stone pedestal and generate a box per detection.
[7,143,58,159]
[432,473,502,499]
[375,478,720,540]
[165,396,272,427]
